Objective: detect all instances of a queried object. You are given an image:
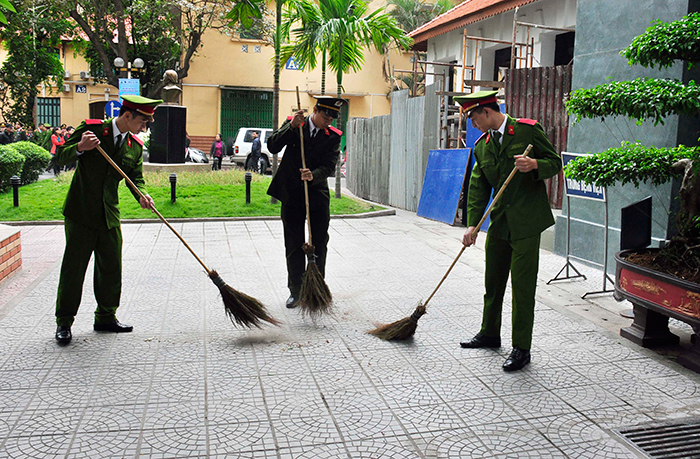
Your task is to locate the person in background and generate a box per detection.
[40,123,53,151]
[250,131,262,173]
[13,123,27,142]
[64,126,77,171]
[210,133,224,170]
[50,127,65,175]
[0,123,14,145]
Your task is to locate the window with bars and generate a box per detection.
[36,97,61,128]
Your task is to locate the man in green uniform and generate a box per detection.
[455,90,562,371]
[40,123,53,151]
[267,96,344,308]
[54,95,161,344]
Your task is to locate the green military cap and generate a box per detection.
[121,95,163,121]
[314,96,345,119]
[454,90,499,113]
[43,123,51,128]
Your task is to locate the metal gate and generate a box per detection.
[220,89,273,140]
[504,64,572,209]
[36,97,61,128]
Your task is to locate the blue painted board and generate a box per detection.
[417,148,471,224]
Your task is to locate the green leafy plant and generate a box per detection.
[565,12,700,281]
[9,141,52,185]
[0,145,24,192]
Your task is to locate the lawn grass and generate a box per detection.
[0,169,381,221]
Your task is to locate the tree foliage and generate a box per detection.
[566,78,700,125]
[564,142,700,188]
[281,0,412,96]
[0,0,70,125]
[387,0,452,34]
[623,12,700,69]
[0,0,15,24]
[66,0,235,98]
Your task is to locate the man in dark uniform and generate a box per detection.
[267,96,344,308]
[250,130,262,173]
[54,95,161,344]
[455,90,562,371]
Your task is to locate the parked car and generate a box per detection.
[230,127,285,174]
[186,147,209,163]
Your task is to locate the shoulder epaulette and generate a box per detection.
[130,134,143,146]
[328,126,342,136]
[475,131,488,144]
[85,119,103,125]
[517,118,537,126]
[286,116,293,121]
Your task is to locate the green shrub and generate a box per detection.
[0,145,25,192]
[10,141,52,185]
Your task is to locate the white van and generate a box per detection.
[230,127,285,173]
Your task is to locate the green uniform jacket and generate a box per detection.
[55,119,147,230]
[267,116,340,210]
[467,115,562,241]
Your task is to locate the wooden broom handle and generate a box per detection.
[95,144,212,275]
[422,144,533,307]
[295,87,313,246]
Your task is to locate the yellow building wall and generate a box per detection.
[2,0,413,133]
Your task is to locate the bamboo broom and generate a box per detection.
[95,144,281,329]
[294,87,333,318]
[368,144,533,340]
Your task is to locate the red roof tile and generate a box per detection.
[409,0,538,46]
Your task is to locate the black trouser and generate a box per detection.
[280,203,330,294]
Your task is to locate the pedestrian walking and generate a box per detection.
[210,133,224,170]
[455,90,562,372]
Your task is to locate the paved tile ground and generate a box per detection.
[1,207,700,458]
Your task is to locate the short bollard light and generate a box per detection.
[11,175,20,207]
[169,173,177,203]
[245,172,252,204]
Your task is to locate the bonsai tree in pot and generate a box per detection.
[565,13,700,371]
[565,12,700,285]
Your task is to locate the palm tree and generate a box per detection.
[387,0,453,33]
[282,0,412,197]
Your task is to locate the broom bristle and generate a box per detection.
[298,262,333,319]
[367,304,427,340]
[209,270,282,328]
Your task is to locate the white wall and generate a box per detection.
[425,0,577,89]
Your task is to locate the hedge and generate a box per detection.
[9,141,52,185]
[0,145,25,192]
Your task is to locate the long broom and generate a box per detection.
[368,144,533,340]
[295,87,333,318]
[95,144,281,329]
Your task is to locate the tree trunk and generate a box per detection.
[271,0,282,204]
[335,45,343,199]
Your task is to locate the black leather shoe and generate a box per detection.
[503,347,531,372]
[55,326,72,344]
[94,320,133,333]
[460,332,501,349]
[286,295,298,309]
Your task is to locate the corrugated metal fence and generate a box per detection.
[505,65,572,209]
[346,85,440,211]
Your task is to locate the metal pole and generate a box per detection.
[245,172,252,204]
[169,173,177,203]
[11,175,20,207]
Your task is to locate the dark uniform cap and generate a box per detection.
[121,95,163,121]
[314,96,345,119]
[454,90,499,113]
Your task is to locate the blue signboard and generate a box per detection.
[105,100,122,118]
[118,78,140,102]
[562,152,606,201]
[285,57,302,70]
[75,85,87,94]
[417,148,471,224]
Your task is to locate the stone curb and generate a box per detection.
[0,208,396,226]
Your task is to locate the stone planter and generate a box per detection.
[615,249,700,373]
